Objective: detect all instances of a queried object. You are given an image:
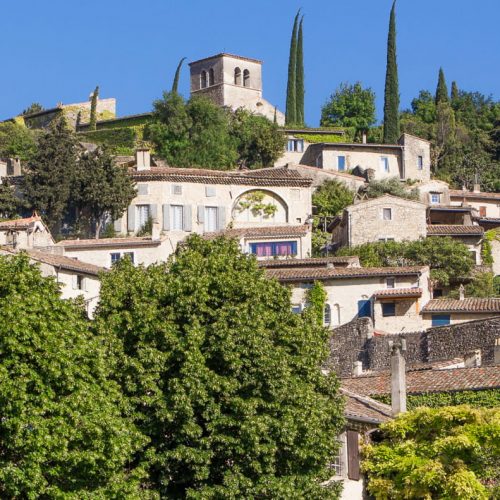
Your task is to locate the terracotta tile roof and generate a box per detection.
[57,237,163,249]
[427,224,484,236]
[0,247,105,276]
[0,216,43,230]
[129,166,312,187]
[373,288,422,298]
[450,190,500,201]
[340,388,393,424]
[342,366,500,396]
[258,256,360,269]
[266,265,427,282]
[422,298,500,313]
[265,163,365,181]
[204,225,309,239]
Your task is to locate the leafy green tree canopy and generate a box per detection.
[363,177,420,201]
[21,102,44,115]
[95,235,345,498]
[0,254,148,498]
[0,179,24,220]
[363,406,500,500]
[321,82,376,132]
[0,121,37,161]
[313,179,355,217]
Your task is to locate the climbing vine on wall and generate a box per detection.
[237,191,278,218]
[305,281,327,326]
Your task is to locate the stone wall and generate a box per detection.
[326,316,500,377]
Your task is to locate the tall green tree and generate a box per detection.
[0,121,37,161]
[451,80,459,104]
[383,1,400,143]
[171,56,186,93]
[0,179,23,220]
[72,147,137,237]
[320,82,376,133]
[295,16,305,126]
[89,85,99,130]
[0,254,148,498]
[285,10,300,125]
[435,67,449,105]
[95,235,345,498]
[22,117,78,233]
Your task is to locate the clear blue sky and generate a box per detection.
[1,0,499,126]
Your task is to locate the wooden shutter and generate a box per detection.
[71,274,78,290]
[127,206,136,232]
[217,206,226,230]
[113,217,122,233]
[162,204,170,231]
[183,205,192,232]
[197,205,205,224]
[346,431,360,480]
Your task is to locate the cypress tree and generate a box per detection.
[382,1,400,144]
[285,10,300,125]
[435,67,449,105]
[451,80,459,103]
[89,85,99,130]
[295,16,305,126]
[172,57,186,93]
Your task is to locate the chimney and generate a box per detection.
[352,361,363,376]
[362,130,367,144]
[464,349,481,368]
[473,183,481,193]
[135,148,151,171]
[459,284,465,301]
[495,338,500,365]
[389,338,407,415]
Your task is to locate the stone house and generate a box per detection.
[189,53,285,125]
[421,297,500,328]
[266,264,431,333]
[0,247,103,317]
[283,133,431,183]
[450,187,500,228]
[0,215,54,249]
[330,195,427,248]
[112,156,313,261]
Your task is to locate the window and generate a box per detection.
[123,252,135,263]
[111,252,121,265]
[417,155,423,170]
[249,241,298,257]
[136,204,150,230]
[171,205,184,230]
[208,68,215,86]
[315,154,322,168]
[382,302,396,317]
[383,208,392,221]
[172,185,182,195]
[380,156,389,173]
[300,282,313,289]
[386,277,395,289]
[433,289,443,298]
[379,237,395,242]
[204,206,218,232]
[291,305,302,314]
[324,304,331,326]
[234,67,242,85]
[337,155,346,171]
[111,252,135,266]
[432,314,450,327]
[200,70,207,89]
[479,206,487,217]
[243,69,250,87]
[75,275,84,290]
[430,193,441,204]
[286,139,304,152]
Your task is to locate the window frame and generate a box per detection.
[171,204,184,231]
[380,156,390,173]
[337,155,346,172]
[249,240,298,257]
[430,193,441,204]
[432,314,451,327]
[386,277,395,289]
[382,302,396,317]
[417,155,424,170]
[382,208,392,221]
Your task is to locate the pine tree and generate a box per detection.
[435,68,449,105]
[451,80,459,103]
[172,57,186,93]
[295,16,305,126]
[89,85,99,130]
[285,10,300,125]
[383,1,400,144]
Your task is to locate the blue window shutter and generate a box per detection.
[432,314,451,327]
[197,205,205,224]
[113,217,122,232]
[217,207,226,230]
[150,204,158,221]
[162,204,170,231]
[127,206,136,232]
[183,205,192,231]
[358,300,371,318]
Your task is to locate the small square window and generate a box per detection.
[124,252,135,264]
[430,193,441,204]
[292,305,302,314]
[172,185,182,195]
[383,208,392,220]
[110,252,121,265]
[286,139,304,152]
[417,156,423,170]
[382,302,396,317]
[386,277,395,289]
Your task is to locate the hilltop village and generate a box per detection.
[1,4,499,499]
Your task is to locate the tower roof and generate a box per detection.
[189,53,262,66]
